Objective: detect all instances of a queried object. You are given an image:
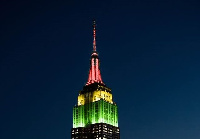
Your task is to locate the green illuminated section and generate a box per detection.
[73,99,118,128]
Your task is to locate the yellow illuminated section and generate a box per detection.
[78,94,85,106]
[92,90,113,104]
[78,90,113,106]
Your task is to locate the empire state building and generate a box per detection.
[71,21,120,139]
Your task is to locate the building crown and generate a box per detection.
[86,20,104,86]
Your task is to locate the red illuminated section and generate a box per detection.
[86,20,104,86]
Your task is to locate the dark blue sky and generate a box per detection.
[1,0,200,139]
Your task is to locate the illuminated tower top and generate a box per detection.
[86,20,104,86]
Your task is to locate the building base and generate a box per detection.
[71,123,120,139]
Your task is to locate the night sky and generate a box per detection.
[1,0,200,139]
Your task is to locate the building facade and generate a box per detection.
[71,21,120,139]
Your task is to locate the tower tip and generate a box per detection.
[92,20,97,52]
[93,19,96,25]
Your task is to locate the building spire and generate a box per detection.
[93,20,97,52]
[86,20,104,86]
